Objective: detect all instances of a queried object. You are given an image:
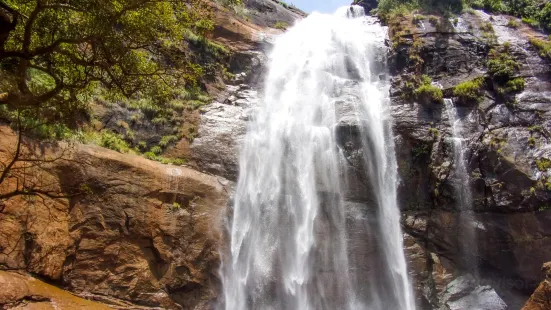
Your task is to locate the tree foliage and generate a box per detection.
[0,0,219,205]
[0,0,213,129]
[378,0,551,30]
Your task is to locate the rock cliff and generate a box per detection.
[385,9,551,310]
[0,125,232,309]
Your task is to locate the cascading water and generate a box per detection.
[221,6,415,310]
[443,99,477,271]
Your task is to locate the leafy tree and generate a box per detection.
[0,0,215,204]
[0,0,213,113]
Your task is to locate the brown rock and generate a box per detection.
[0,126,232,309]
[542,262,551,280]
[522,262,551,310]
[0,270,112,309]
[0,127,73,280]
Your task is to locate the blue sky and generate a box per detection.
[288,0,352,13]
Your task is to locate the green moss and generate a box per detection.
[478,20,498,44]
[184,29,231,59]
[522,17,539,27]
[529,37,551,61]
[480,21,493,32]
[99,131,131,153]
[274,21,289,30]
[429,127,440,138]
[488,134,506,153]
[412,142,433,158]
[488,49,521,83]
[144,151,186,165]
[159,135,180,148]
[414,84,443,104]
[408,37,425,70]
[528,136,536,147]
[453,77,485,103]
[413,14,426,23]
[149,146,162,155]
[182,125,198,142]
[506,18,519,28]
[536,158,551,171]
[486,45,524,100]
[144,151,157,160]
[529,125,544,134]
[505,77,525,92]
[377,0,463,16]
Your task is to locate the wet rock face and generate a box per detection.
[387,10,551,309]
[438,275,507,310]
[190,52,265,181]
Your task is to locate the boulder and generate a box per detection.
[522,262,551,310]
[438,275,507,310]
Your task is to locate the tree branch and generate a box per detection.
[0,113,22,186]
[0,188,80,200]
[30,36,95,57]
[23,1,44,53]
[0,1,18,15]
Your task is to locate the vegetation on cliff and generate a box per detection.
[529,36,551,61]
[377,0,551,31]
[0,0,233,201]
[453,77,485,103]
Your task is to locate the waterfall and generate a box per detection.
[220,6,415,310]
[443,99,477,272]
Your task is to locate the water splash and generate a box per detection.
[221,6,415,310]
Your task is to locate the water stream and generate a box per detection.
[221,6,415,310]
[443,98,478,273]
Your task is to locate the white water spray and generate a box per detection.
[221,6,415,310]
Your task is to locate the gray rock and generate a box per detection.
[243,0,306,28]
[190,84,260,180]
[439,275,507,310]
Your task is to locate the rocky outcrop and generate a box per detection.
[190,53,265,181]
[242,0,306,28]
[352,0,378,13]
[523,262,551,310]
[0,126,232,309]
[189,1,306,181]
[437,275,507,310]
[386,10,551,309]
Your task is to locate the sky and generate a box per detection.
[287,0,352,13]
